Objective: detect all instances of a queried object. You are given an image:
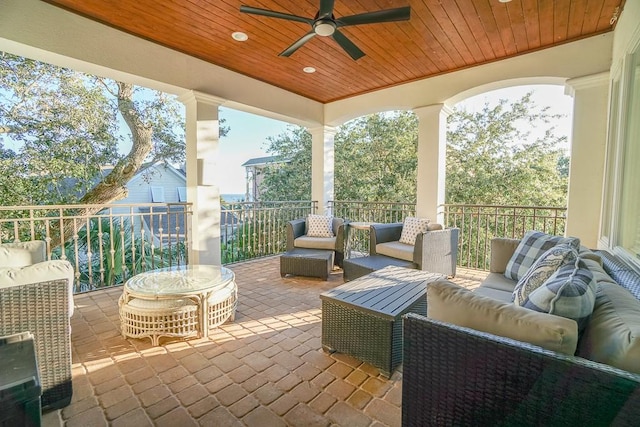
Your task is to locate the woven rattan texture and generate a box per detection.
[402,314,640,426]
[280,249,333,279]
[0,279,72,410]
[119,296,199,346]
[208,289,237,327]
[322,297,426,377]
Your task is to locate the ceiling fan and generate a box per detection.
[239,1,411,60]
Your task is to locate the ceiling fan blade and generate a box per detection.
[332,30,365,60]
[240,5,313,25]
[318,0,335,18]
[280,31,317,57]
[337,6,411,27]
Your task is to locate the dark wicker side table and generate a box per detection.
[280,248,334,280]
[320,266,443,377]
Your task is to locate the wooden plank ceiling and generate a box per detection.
[44,0,624,103]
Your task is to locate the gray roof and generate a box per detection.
[241,156,288,167]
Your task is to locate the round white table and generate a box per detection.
[119,265,237,345]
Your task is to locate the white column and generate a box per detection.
[413,104,452,224]
[178,91,226,265]
[564,72,609,247]
[308,126,336,215]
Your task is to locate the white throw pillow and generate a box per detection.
[307,215,334,238]
[399,217,430,245]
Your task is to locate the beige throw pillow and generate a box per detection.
[427,280,578,355]
[399,217,430,245]
[306,214,334,238]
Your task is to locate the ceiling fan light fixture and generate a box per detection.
[314,21,335,36]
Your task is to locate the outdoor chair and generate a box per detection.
[281,215,346,279]
[370,221,459,276]
[0,241,74,410]
[286,215,345,268]
[343,219,459,281]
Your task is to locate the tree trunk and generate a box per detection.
[50,82,153,248]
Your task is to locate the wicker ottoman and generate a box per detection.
[280,248,334,280]
[343,254,416,281]
[320,266,443,377]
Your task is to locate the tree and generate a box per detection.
[0,52,228,246]
[446,92,569,206]
[260,111,418,202]
[259,126,312,201]
[336,111,418,202]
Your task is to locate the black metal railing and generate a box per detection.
[220,200,317,264]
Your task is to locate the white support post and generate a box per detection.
[308,126,336,215]
[564,72,610,247]
[413,104,452,224]
[179,91,226,265]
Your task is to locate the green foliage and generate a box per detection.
[0,52,229,206]
[446,92,569,206]
[0,52,120,205]
[259,126,312,201]
[260,111,418,202]
[52,217,186,292]
[336,111,418,202]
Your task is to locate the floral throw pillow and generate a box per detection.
[399,217,430,246]
[307,215,334,238]
[512,244,578,306]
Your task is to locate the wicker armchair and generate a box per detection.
[0,279,73,410]
[286,217,345,267]
[370,223,459,276]
[402,313,640,426]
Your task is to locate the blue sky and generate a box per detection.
[217,84,573,194]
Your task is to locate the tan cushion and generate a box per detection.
[473,286,513,303]
[576,282,640,373]
[375,241,413,262]
[490,238,520,273]
[426,223,443,231]
[294,236,336,250]
[480,272,517,293]
[0,241,47,267]
[0,260,75,316]
[399,217,430,245]
[427,280,578,355]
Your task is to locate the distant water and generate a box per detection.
[221,193,245,202]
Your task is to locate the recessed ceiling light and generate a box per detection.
[232,32,248,41]
[498,0,512,2]
[303,67,316,74]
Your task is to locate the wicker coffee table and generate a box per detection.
[119,265,237,345]
[321,266,443,377]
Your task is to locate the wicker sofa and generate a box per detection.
[402,237,640,426]
[0,241,74,410]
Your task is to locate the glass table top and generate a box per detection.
[124,265,235,296]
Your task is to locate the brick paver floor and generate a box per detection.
[46,257,485,426]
